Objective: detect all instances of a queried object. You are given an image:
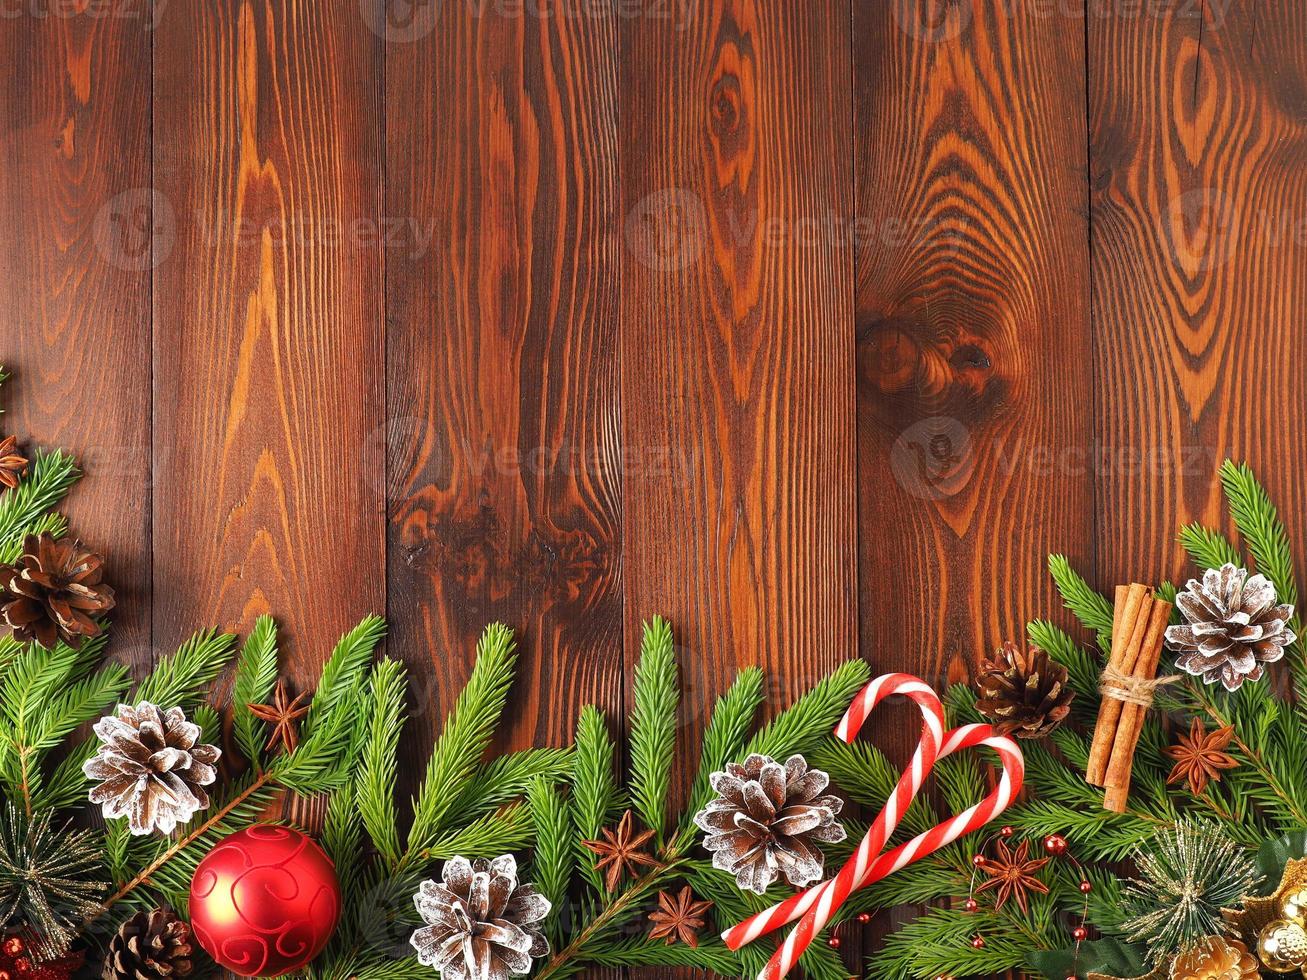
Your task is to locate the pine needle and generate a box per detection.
[570,705,619,892]
[232,615,280,767]
[1048,554,1115,652]
[445,747,573,825]
[133,629,238,711]
[527,777,572,936]
[1177,523,1242,572]
[628,616,678,842]
[743,659,871,761]
[0,450,78,556]
[672,665,765,852]
[407,624,518,857]
[424,802,533,860]
[358,658,407,868]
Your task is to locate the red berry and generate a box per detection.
[1000,825,1014,838]
[827,936,841,949]
[12,959,28,976]
[857,912,872,924]
[964,898,979,912]
[1043,834,1068,856]
[971,935,985,949]
[0,937,20,957]
[1079,880,1093,894]
[972,853,986,866]
[1073,926,1088,941]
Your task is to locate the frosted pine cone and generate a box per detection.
[83,703,221,835]
[410,855,550,980]
[694,753,845,894]
[1166,564,1296,692]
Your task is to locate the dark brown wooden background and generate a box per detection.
[3,0,1306,974]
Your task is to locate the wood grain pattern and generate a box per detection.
[853,0,1094,709]
[1089,0,1307,585]
[385,0,624,754]
[621,0,857,772]
[151,0,384,680]
[0,9,153,661]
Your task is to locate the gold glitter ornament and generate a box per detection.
[1258,918,1307,974]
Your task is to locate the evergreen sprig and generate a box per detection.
[628,616,678,842]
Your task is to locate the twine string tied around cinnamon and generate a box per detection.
[1098,663,1180,709]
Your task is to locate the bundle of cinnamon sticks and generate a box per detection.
[1086,583,1174,812]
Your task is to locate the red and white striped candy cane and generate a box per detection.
[722,673,946,951]
[723,674,1025,980]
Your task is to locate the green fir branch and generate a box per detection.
[407,623,517,859]
[443,747,573,826]
[1178,523,1242,572]
[423,803,533,860]
[1048,554,1115,652]
[132,629,238,711]
[231,615,280,767]
[672,665,764,854]
[0,450,78,556]
[357,658,407,868]
[628,616,678,842]
[743,659,872,761]
[527,777,572,939]
[571,705,620,892]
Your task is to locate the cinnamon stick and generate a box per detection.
[1103,597,1174,812]
[1086,583,1150,786]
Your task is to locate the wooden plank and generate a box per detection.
[620,0,857,774]
[385,1,624,753]
[853,4,1092,702]
[1089,0,1307,580]
[152,1,384,681]
[0,9,153,657]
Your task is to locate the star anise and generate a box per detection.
[246,679,311,754]
[582,810,660,892]
[1164,717,1238,796]
[0,437,27,490]
[648,885,713,947]
[975,839,1050,914]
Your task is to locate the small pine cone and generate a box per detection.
[410,855,551,980]
[0,436,27,490]
[975,641,1073,739]
[83,703,221,836]
[694,754,846,894]
[1166,563,1296,692]
[0,532,114,649]
[103,909,195,980]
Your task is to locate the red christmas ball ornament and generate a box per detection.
[1079,879,1093,894]
[189,826,340,977]
[964,898,979,912]
[1043,833,1069,856]
[971,935,986,949]
[1072,926,1089,942]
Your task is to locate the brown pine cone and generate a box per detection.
[0,532,114,649]
[975,641,1073,738]
[0,436,27,490]
[694,753,846,894]
[1166,563,1296,691]
[103,909,195,980]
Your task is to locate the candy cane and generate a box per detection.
[723,675,1025,980]
[722,673,946,951]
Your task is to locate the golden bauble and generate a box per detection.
[1283,887,1307,924]
[1258,918,1307,974]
